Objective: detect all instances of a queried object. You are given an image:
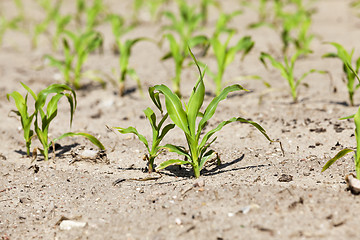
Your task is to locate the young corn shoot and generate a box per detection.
[7,83,35,156]
[322,42,360,106]
[45,30,103,89]
[162,33,208,97]
[208,30,254,96]
[9,83,105,161]
[260,50,323,102]
[153,49,274,178]
[322,107,360,179]
[108,14,144,96]
[113,105,175,173]
[31,0,62,49]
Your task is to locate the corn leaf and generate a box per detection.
[322,148,354,172]
[154,84,189,135]
[197,84,247,137]
[113,126,149,151]
[156,159,190,170]
[54,132,105,150]
[163,144,190,159]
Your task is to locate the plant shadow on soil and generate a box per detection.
[14,143,79,160]
[148,154,270,178]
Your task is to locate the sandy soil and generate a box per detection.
[1,0,360,239]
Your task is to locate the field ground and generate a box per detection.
[1,0,360,239]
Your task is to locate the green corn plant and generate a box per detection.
[200,0,220,25]
[207,31,254,96]
[322,107,360,179]
[75,0,107,31]
[45,30,103,89]
[260,50,323,103]
[7,83,36,156]
[107,14,144,96]
[241,0,273,29]
[152,49,273,178]
[113,105,175,173]
[132,0,169,23]
[0,15,21,46]
[213,10,242,36]
[322,42,360,106]
[8,83,105,161]
[162,33,208,97]
[31,0,63,49]
[162,0,204,43]
[280,10,313,54]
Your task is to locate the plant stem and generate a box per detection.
[148,155,155,173]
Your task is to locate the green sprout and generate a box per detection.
[132,0,169,23]
[0,0,24,47]
[113,104,175,173]
[75,0,107,31]
[108,14,144,96]
[7,83,105,161]
[162,33,208,97]
[45,30,103,89]
[31,0,63,49]
[322,107,360,179]
[207,28,254,95]
[161,0,209,97]
[200,0,220,25]
[260,50,323,103]
[322,42,360,106]
[7,84,35,156]
[152,49,273,178]
[280,9,313,54]
[162,0,204,43]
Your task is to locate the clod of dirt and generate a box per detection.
[70,146,109,164]
[288,197,304,210]
[334,123,345,133]
[278,174,293,182]
[309,128,326,133]
[345,174,360,195]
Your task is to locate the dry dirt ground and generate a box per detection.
[1,0,360,239]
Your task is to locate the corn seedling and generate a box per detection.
[152,49,273,178]
[260,50,324,102]
[7,83,35,156]
[8,83,104,161]
[200,0,221,25]
[162,33,208,97]
[0,0,25,46]
[0,15,21,46]
[132,0,169,23]
[241,0,274,29]
[207,27,254,95]
[280,9,313,54]
[31,0,63,49]
[113,104,175,173]
[322,107,360,179]
[107,14,144,96]
[75,0,107,31]
[322,42,360,106]
[162,0,204,43]
[45,30,103,89]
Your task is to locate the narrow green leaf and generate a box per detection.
[197,84,247,137]
[156,159,190,170]
[54,132,105,150]
[322,148,354,172]
[163,144,190,159]
[154,84,189,135]
[113,126,149,151]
